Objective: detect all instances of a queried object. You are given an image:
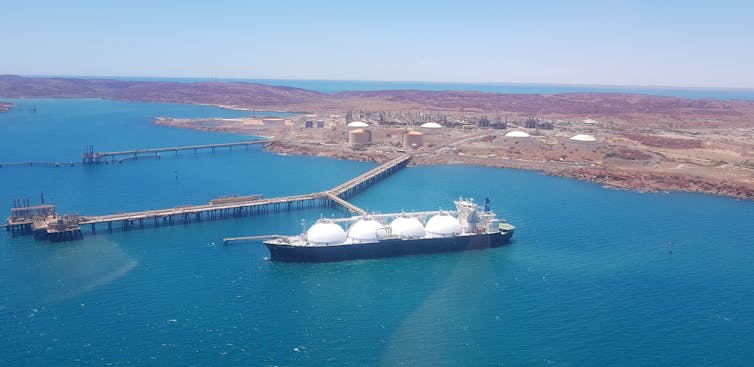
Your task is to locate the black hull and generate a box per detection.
[264,231,513,262]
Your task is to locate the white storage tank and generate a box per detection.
[347,219,386,242]
[347,121,369,127]
[389,216,426,239]
[420,122,442,129]
[425,214,462,237]
[570,134,597,142]
[504,130,531,138]
[306,221,347,245]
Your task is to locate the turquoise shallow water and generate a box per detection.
[1,99,754,366]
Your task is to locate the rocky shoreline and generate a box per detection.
[263,140,754,201]
[560,167,754,200]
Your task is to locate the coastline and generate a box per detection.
[154,115,753,201]
[262,140,754,200]
[1,75,752,201]
[155,118,754,200]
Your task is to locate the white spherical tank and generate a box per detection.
[425,214,462,237]
[389,216,426,239]
[347,219,386,242]
[306,221,347,245]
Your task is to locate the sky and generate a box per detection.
[2,0,753,88]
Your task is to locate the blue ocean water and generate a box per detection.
[1,99,754,366]
[53,75,754,100]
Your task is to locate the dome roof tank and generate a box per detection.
[389,216,426,239]
[504,130,531,138]
[570,134,597,142]
[425,214,462,237]
[347,219,386,242]
[306,221,347,245]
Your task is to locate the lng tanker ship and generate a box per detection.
[262,198,515,262]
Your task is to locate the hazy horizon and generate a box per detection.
[11,73,754,92]
[3,1,753,89]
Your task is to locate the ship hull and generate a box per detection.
[264,231,513,262]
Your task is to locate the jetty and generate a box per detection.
[1,140,271,168]
[0,161,78,168]
[330,154,412,198]
[325,192,367,215]
[82,140,269,164]
[78,192,330,233]
[5,155,412,241]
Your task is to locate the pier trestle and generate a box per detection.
[7,154,411,241]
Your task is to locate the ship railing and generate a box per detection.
[320,210,459,224]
